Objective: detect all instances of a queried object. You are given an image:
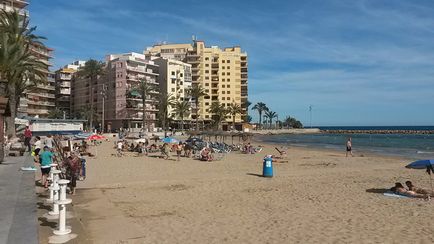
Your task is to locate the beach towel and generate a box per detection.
[383,191,410,199]
[20,166,37,171]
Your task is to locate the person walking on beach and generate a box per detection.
[39,146,53,188]
[44,134,54,149]
[176,142,183,161]
[24,126,32,152]
[346,137,353,157]
[66,153,81,195]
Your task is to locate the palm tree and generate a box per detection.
[158,93,175,136]
[187,85,207,131]
[128,78,155,131]
[0,10,47,137]
[252,102,268,129]
[76,59,105,130]
[173,100,190,131]
[265,110,277,129]
[228,103,242,130]
[210,101,229,130]
[75,105,98,130]
[48,107,64,119]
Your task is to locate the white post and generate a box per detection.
[46,163,58,203]
[48,170,61,215]
[53,179,72,236]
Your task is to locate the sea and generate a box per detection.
[255,126,434,159]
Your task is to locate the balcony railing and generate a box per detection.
[27,108,49,115]
[28,92,55,99]
[27,100,55,106]
[127,66,158,76]
[36,84,55,90]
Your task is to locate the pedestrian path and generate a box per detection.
[0,154,38,244]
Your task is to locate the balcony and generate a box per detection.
[28,92,55,99]
[60,88,71,95]
[30,46,52,58]
[126,75,159,85]
[58,81,71,88]
[27,100,55,107]
[241,68,248,73]
[36,84,55,91]
[126,65,158,76]
[241,74,248,79]
[27,108,49,115]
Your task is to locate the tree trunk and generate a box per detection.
[142,94,146,132]
[0,114,5,163]
[180,117,184,131]
[232,115,235,131]
[195,101,199,131]
[258,111,262,130]
[6,85,17,138]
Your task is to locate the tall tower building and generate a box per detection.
[145,40,248,126]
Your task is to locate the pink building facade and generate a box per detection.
[105,53,159,132]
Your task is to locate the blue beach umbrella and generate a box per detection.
[161,137,179,144]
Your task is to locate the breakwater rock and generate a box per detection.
[322,130,434,134]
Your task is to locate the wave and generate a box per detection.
[417,151,434,154]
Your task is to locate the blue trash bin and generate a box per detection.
[263,156,273,177]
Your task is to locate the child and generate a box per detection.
[39,146,53,188]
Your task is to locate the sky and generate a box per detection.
[28,0,434,126]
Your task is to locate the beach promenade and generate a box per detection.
[68,138,434,243]
[0,155,38,244]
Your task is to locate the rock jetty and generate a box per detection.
[323,130,434,134]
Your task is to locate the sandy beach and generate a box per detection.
[68,138,434,244]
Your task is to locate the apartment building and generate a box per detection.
[153,58,192,123]
[2,0,55,118]
[104,53,159,132]
[54,68,74,118]
[145,40,248,125]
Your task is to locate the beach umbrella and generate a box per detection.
[405,159,434,192]
[87,134,106,141]
[161,137,179,144]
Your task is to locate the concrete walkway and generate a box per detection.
[0,154,39,244]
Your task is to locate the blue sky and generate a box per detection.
[29,0,434,126]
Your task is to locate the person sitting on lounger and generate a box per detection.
[405,181,434,196]
[391,182,429,199]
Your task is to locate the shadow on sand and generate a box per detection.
[366,188,390,194]
[246,173,265,178]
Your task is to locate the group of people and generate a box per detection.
[391,181,433,200]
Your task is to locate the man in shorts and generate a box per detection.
[40,146,53,188]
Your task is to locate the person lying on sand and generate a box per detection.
[391,183,430,199]
[405,181,434,196]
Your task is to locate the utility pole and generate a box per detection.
[101,84,107,133]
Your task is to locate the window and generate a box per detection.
[222,79,225,82]
[205,89,209,93]
[172,80,176,84]
[227,97,230,100]
[222,97,225,100]
[227,79,231,81]
[222,60,225,63]
[222,66,225,69]
[205,76,209,80]
[205,57,209,61]
[172,88,175,92]
[222,72,225,75]
[205,70,209,73]
[227,72,230,76]
[227,60,231,63]
[227,85,230,88]
[227,66,230,69]
[205,102,209,105]
[180,73,183,77]
[205,115,209,118]
[227,91,230,94]
[171,71,175,75]
[205,83,209,86]
[205,64,209,67]
[222,91,226,94]
[222,85,225,88]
